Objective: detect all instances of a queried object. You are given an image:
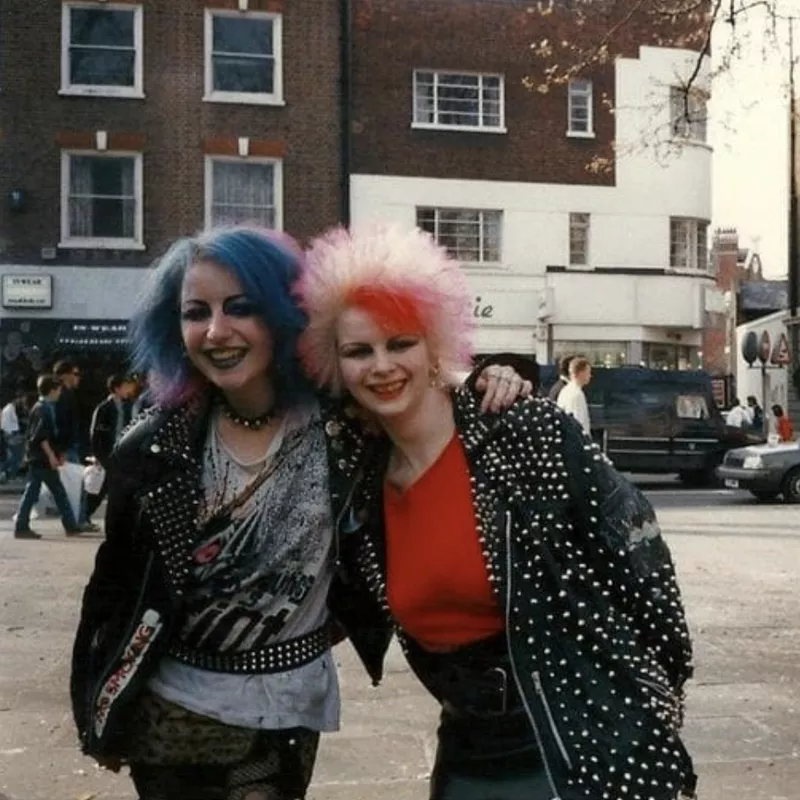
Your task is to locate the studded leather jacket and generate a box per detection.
[324,389,698,800]
[70,398,391,760]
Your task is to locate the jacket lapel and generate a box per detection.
[452,389,512,609]
[136,402,206,599]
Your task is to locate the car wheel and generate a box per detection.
[749,490,779,503]
[781,468,800,504]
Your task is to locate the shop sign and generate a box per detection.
[1,275,53,309]
[470,291,541,327]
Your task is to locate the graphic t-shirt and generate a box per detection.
[148,403,339,731]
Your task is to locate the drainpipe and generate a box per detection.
[339,0,353,226]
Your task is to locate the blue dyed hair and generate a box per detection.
[129,226,314,409]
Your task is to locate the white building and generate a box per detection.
[350,45,714,368]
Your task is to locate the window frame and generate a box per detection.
[567,79,594,138]
[204,155,284,231]
[669,86,708,144]
[412,70,506,133]
[416,206,503,266]
[59,150,144,250]
[60,2,144,99]
[203,9,284,106]
[669,217,709,271]
[569,212,591,266]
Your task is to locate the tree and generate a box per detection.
[524,0,791,169]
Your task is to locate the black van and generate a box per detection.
[540,365,764,485]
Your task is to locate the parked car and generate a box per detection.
[539,365,765,485]
[716,441,800,502]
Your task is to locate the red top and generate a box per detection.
[778,416,794,442]
[383,434,503,650]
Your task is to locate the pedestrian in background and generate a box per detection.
[84,374,136,528]
[556,355,593,436]
[725,397,752,428]
[53,360,84,461]
[546,353,575,402]
[746,395,764,433]
[1,388,28,481]
[296,224,696,800]
[772,404,795,442]
[12,375,92,540]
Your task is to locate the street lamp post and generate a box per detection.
[788,18,800,420]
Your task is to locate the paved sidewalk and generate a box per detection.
[0,500,799,800]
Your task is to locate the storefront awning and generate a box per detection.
[55,320,129,351]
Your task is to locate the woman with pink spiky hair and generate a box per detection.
[296,224,697,800]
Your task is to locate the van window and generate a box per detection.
[676,393,709,419]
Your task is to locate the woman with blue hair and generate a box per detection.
[69,225,527,800]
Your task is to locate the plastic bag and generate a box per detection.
[36,462,84,521]
[83,461,106,495]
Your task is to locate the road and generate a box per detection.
[0,483,798,800]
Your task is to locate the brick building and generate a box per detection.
[348,0,716,369]
[0,0,343,392]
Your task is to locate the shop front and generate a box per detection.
[0,317,131,436]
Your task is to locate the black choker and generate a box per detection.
[219,399,278,430]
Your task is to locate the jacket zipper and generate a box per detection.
[635,675,673,701]
[84,549,156,750]
[533,671,573,770]
[503,510,563,800]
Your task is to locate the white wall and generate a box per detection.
[350,45,712,360]
[735,311,790,412]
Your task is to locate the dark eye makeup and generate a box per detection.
[339,335,421,358]
[180,294,257,321]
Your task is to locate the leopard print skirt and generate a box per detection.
[127,690,319,800]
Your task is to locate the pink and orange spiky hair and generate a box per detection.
[296,224,475,394]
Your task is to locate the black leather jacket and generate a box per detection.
[324,390,697,800]
[70,398,392,759]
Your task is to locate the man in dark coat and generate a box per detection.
[85,374,136,526]
[13,375,91,539]
[53,359,83,461]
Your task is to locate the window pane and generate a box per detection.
[68,156,136,240]
[70,49,135,87]
[416,207,436,233]
[414,74,435,123]
[212,162,276,228]
[213,57,274,93]
[92,198,134,237]
[416,207,501,263]
[213,17,273,56]
[484,212,502,261]
[696,223,708,269]
[71,9,134,46]
[438,74,480,126]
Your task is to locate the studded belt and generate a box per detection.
[168,627,330,675]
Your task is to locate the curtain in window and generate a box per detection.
[212,161,275,228]
[69,157,94,238]
[69,156,135,240]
